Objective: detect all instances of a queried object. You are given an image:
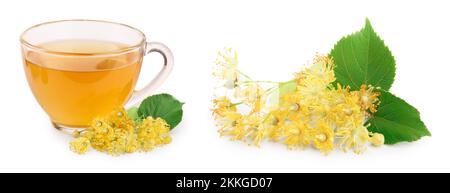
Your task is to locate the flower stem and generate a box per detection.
[242,80,279,84]
[237,70,253,81]
[231,102,243,107]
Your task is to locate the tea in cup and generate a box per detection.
[21,20,173,130]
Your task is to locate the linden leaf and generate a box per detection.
[368,90,431,144]
[138,93,184,130]
[330,18,396,90]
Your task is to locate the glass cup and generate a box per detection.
[20,20,173,131]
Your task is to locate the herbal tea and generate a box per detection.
[23,39,142,127]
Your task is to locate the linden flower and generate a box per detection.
[137,117,171,152]
[325,87,366,129]
[296,55,335,90]
[358,85,380,113]
[222,118,249,142]
[69,137,90,154]
[244,114,266,146]
[212,96,236,117]
[84,114,136,156]
[266,110,289,142]
[278,92,302,112]
[335,125,370,154]
[250,124,267,147]
[212,49,384,155]
[69,108,172,156]
[310,121,334,154]
[214,47,239,89]
[216,110,242,133]
[283,119,310,149]
[238,83,265,113]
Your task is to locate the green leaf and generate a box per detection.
[127,107,140,123]
[330,18,396,90]
[368,90,431,144]
[137,93,184,130]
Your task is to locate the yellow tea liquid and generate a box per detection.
[23,40,142,127]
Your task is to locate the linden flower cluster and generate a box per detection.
[70,108,171,156]
[212,48,384,154]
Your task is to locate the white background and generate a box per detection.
[0,0,448,172]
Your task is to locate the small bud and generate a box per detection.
[72,130,81,138]
[370,133,384,147]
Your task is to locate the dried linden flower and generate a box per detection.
[69,108,171,156]
[69,137,90,154]
[137,117,172,152]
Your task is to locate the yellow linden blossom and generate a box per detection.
[283,119,310,149]
[266,109,289,142]
[212,48,384,155]
[239,83,265,113]
[295,55,335,97]
[212,96,236,117]
[328,85,363,128]
[216,110,242,134]
[214,47,239,89]
[216,110,247,141]
[250,124,267,147]
[69,108,171,156]
[69,137,90,154]
[335,125,369,154]
[310,121,334,154]
[358,84,380,113]
[137,117,171,152]
[245,114,266,147]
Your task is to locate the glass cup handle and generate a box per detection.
[125,42,174,108]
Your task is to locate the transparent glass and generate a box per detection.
[20,20,174,132]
